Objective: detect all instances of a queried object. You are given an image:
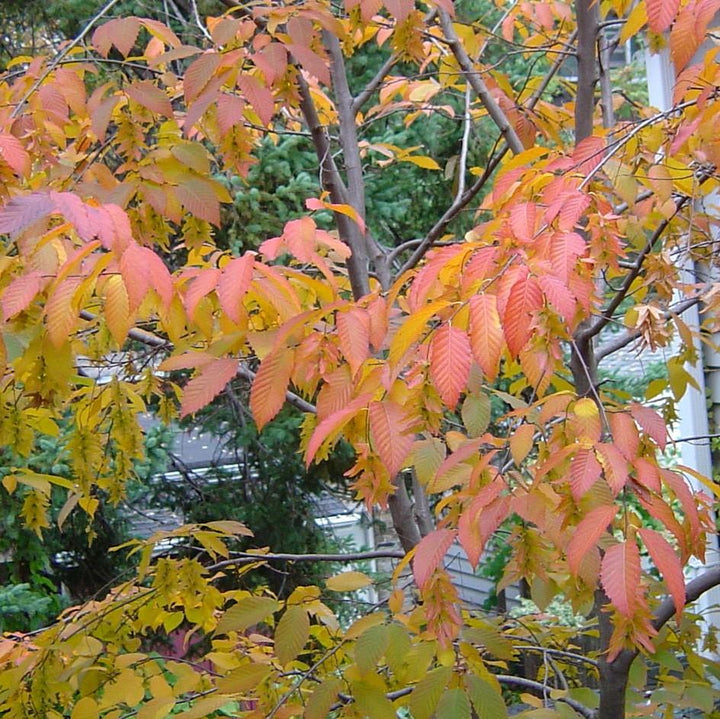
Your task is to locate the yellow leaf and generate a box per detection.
[71,698,99,719]
[137,697,176,719]
[402,155,441,170]
[326,571,373,592]
[215,663,273,693]
[509,423,535,465]
[174,696,234,719]
[275,605,310,665]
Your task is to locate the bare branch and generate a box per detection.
[209,549,406,572]
[653,565,720,632]
[494,675,595,718]
[352,53,399,115]
[437,10,524,155]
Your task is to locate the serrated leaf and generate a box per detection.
[326,571,372,592]
[183,268,220,320]
[411,438,446,486]
[45,277,81,347]
[337,307,370,377]
[408,666,453,719]
[180,358,237,417]
[174,697,235,719]
[596,443,629,495]
[413,528,456,590]
[510,423,535,465]
[217,253,255,324]
[215,596,279,635]
[461,392,491,438]
[0,192,54,237]
[92,17,140,57]
[469,294,503,381]
[250,348,294,430]
[466,675,508,719]
[436,688,471,719]
[389,299,449,367]
[463,622,516,661]
[184,53,221,103]
[503,272,542,357]
[429,324,472,410]
[304,677,343,719]
[125,80,173,117]
[237,74,274,126]
[2,271,44,320]
[275,605,310,666]
[566,504,616,575]
[368,400,414,477]
[601,540,642,618]
[353,682,396,719]
[609,412,640,461]
[355,624,389,674]
[630,403,667,450]
[633,457,661,492]
[569,449,602,501]
[0,133,30,177]
[638,528,685,619]
[215,663,272,693]
[175,178,222,226]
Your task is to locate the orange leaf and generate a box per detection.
[44,277,81,347]
[92,17,141,57]
[566,504,616,575]
[0,134,30,177]
[638,528,686,619]
[601,540,642,618]
[468,294,503,381]
[368,400,414,478]
[609,412,640,461]
[217,254,255,324]
[337,308,370,377]
[184,269,220,320]
[249,348,294,430]
[458,493,508,568]
[630,403,667,450]
[633,457,661,493]
[125,80,173,117]
[596,443,629,495]
[503,272,542,357]
[305,393,372,466]
[509,423,535,465]
[237,74,274,126]
[184,53,221,104]
[429,325,472,410]
[181,358,237,417]
[569,448,603,501]
[413,528,456,590]
[175,178,222,226]
[2,271,44,321]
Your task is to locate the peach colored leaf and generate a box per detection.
[572,135,605,175]
[670,4,699,72]
[509,423,535,466]
[304,393,373,466]
[0,134,29,177]
[120,244,173,310]
[183,268,220,320]
[237,74,274,126]
[660,469,702,545]
[175,178,221,226]
[503,272,542,357]
[601,540,642,618]
[368,400,414,477]
[139,18,182,48]
[569,448,603,501]
[633,457,661,493]
[567,504,616,575]
[468,294,503,381]
[638,527,685,619]
[92,17,140,57]
[0,193,54,237]
[630,403,667,450]
[316,365,353,420]
[549,231,586,283]
[217,93,245,135]
[459,493,508,568]
[413,528,456,590]
[249,348,294,430]
[125,80,173,117]
[537,274,576,321]
[337,308,370,377]
[509,202,536,243]
[306,197,366,234]
[184,53,221,103]
[2,271,44,321]
[609,412,640,461]
[217,254,255,324]
[181,358,237,417]
[429,325,472,410]
[596,443,629,495]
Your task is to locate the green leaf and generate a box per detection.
[355,624,389,674]
[275,605,310,665]
[304,677,343,719]
[215,663,273,693]
[436,688,471,719]
[465,675,508,719]
[215,596,279,635]
[408,666,453,719]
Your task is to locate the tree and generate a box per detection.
[1,0,720,717]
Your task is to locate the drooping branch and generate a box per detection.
[437,10,524,155]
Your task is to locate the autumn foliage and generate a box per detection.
[1,0,720,717]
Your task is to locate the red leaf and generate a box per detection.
[596,443,629,495]
[566,504,616,575]
[569,448,603,501]
[250,348,294,429]
[0,134,30,177]
[630,403,667,450]
[503,272,542,356]
[368,400,414,478]
[2,271,44,321]
[509,202,536,243]
[217,254,255,324]
[305,393,373,466]
[638,528,686,619]
[660,469,702,544]
[92,17,141,58]
[609,412,640,461]
[413,528,457,590]
[184,268,220,320]
[468,294,503,381]
[337,308,370,377]
[647,0,679,33]
[237,74,274,126]
[180,358,238,417]
[549,231,586,283]
[601,540,642,618]
[120,244,173,309]
[458,493,508,568]
[286,45,331,85]
[429,325,472,410]
[125,80,173,118]
[217,93,245,135]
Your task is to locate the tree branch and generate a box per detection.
[351,53,398,115]
[653,565,720,632]
[574,0,599,143]
[494,675,595,718]
[437,10,524,155]
[208,549,406,572]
